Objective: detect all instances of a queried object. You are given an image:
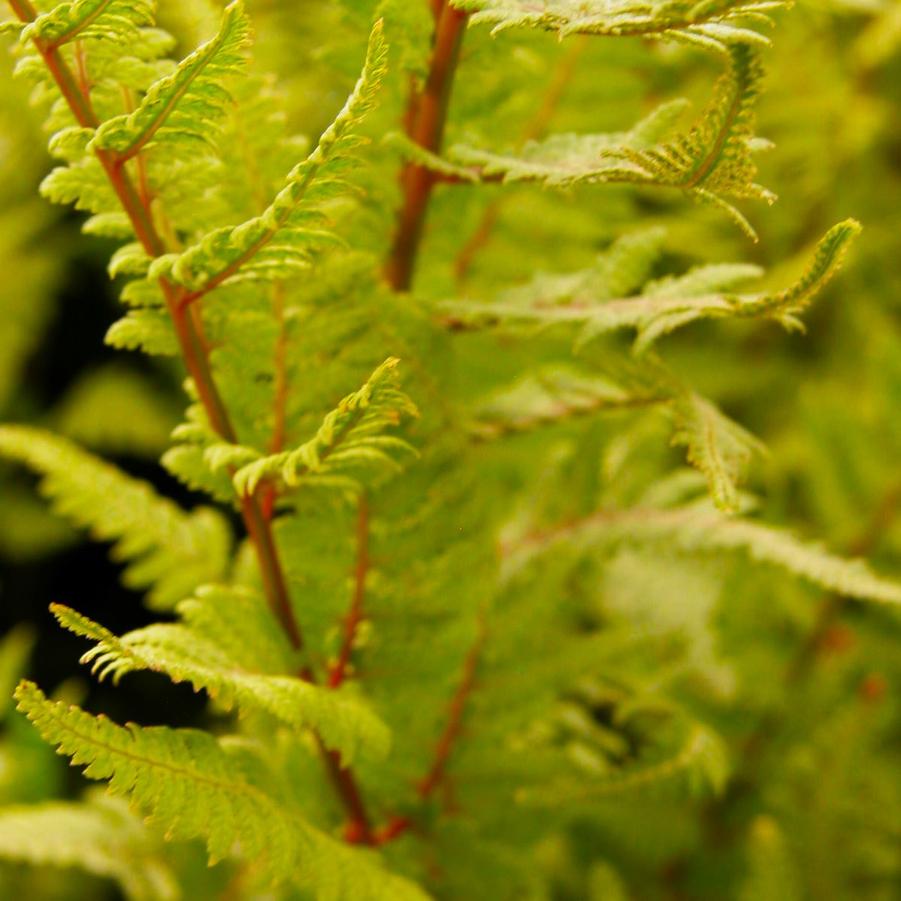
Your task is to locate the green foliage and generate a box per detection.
[0,426,230,609]
[230,357,418,497]
[0,796,178,901]
[89,2,250,159]
[52,597,391,765]
[445,220,860,348]
[1,0,899,898]
[452,0,786,48]
[15,682,426,899]
[450,44,774,235]
[151,19,388,293]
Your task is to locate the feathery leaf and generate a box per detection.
[90,1,251,160]
[0,426,230,609]
[0,797,177,901]
[231,358,418,498]
[21,0,155,49]
[454,1,784,48]
[151,20,388,294]
[15,682,428,899]
[52,601,391,765]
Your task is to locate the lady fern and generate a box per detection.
[0,1,898,899]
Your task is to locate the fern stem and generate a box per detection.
[329,495,370,688]
[384,1,468,291]
[375,609,488,844]
[417,609,487,800]
[319,740,374,844]
[241,495,303,648]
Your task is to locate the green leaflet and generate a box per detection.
[738,817,804,901]
[669,389,765,514]
[151,20,388,294]
[51,363,180,456]
[444,221,861,352]
[53,600,392,766]
[454,0,785,48]
[90,1,251,159]
[0,796,177,901]
[732,219,863,328]
[22,0,154,48]
[508,503,901,606]
[0,426,230,609]
[230,358,419,497]
[105,308,177,356]
[15,682,429,900]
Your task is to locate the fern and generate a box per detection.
[230,357,418,498]
[0,425,230,609]
[150,20,388,295]
[445,220,860,351]
[89,1,251,160]
[14,682,427,899]
[452,1,785,48]
[507,502,901,606]
[1,0,898,898]
[518,722,730,805]
[20,0,154,48]
[668,388,764,513]
[0,796,177,901]
[450,44,774,237]
[52,600,391,765]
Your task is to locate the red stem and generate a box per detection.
[384,2,468,291]
[329,495,370,688]
[417,612,487,799]
[376,611,488,844]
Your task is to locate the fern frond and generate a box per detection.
[89,1,251,161]
[14,682,428,899]
[150,20,388,295]
[669,390,765,513]
[454,0,784,48]
[729,219,863,331]
[21,0,154,50]
[471,367,666,440]
[231,358,418,498]
[449,98,690,186]
[0,426,230,609]
[444,222,859,351]
[52,602,391,765]
[510,504,901,606]
[0,796,177,901]
[451,45,772,236]
[518,723,729,806]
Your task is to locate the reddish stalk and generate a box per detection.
[376,0,486,845]
[329,495,370,688]
[10,0,376,841]
[417,611,487,799]
[384,1,468,291]
[377,611,488,844]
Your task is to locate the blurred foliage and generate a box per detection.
[0,0,898,899]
